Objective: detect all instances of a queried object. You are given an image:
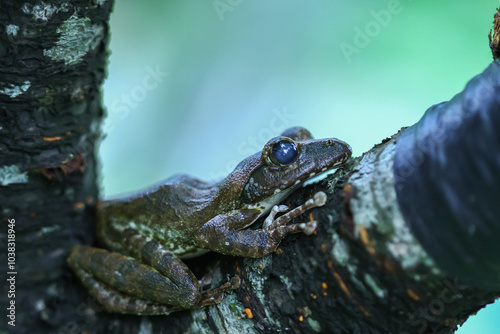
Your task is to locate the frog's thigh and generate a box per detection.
[104,227,200,297]
[124,231,199,291]
[67,245,200,311]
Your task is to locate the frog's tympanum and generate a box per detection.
[67,127,351,315]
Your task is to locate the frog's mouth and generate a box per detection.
[303,152,351,184]
[280,150,351,191]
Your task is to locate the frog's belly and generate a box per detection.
[155,234,209,259]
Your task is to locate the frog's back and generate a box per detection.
[97,174,219,257]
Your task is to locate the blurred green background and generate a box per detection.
[100,1,499,332]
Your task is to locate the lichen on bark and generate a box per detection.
[0,1,113,332]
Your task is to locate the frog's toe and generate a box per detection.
[300,220,318,235]
[263,204,290,228]
[312,191,327,206]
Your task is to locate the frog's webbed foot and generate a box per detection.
[264,191,327,235]
[197,275,241,308]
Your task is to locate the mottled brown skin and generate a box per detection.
[67,127,352,315]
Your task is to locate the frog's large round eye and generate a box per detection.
[271,140,298,165]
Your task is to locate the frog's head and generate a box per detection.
[238,127,352,204]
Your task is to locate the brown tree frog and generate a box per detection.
[67,127,351,315]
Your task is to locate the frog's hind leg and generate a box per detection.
[119,230,240,306]
[69,255,184,315]
[67,244,240,315]
[67,245,198,314]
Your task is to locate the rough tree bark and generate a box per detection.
[1,3,499,334]
[0,1,113,333]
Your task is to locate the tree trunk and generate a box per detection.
[0,1,113,333]
[2,3,499,334]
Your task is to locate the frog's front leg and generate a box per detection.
[67,229,240,315]
[194,192,327,257]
